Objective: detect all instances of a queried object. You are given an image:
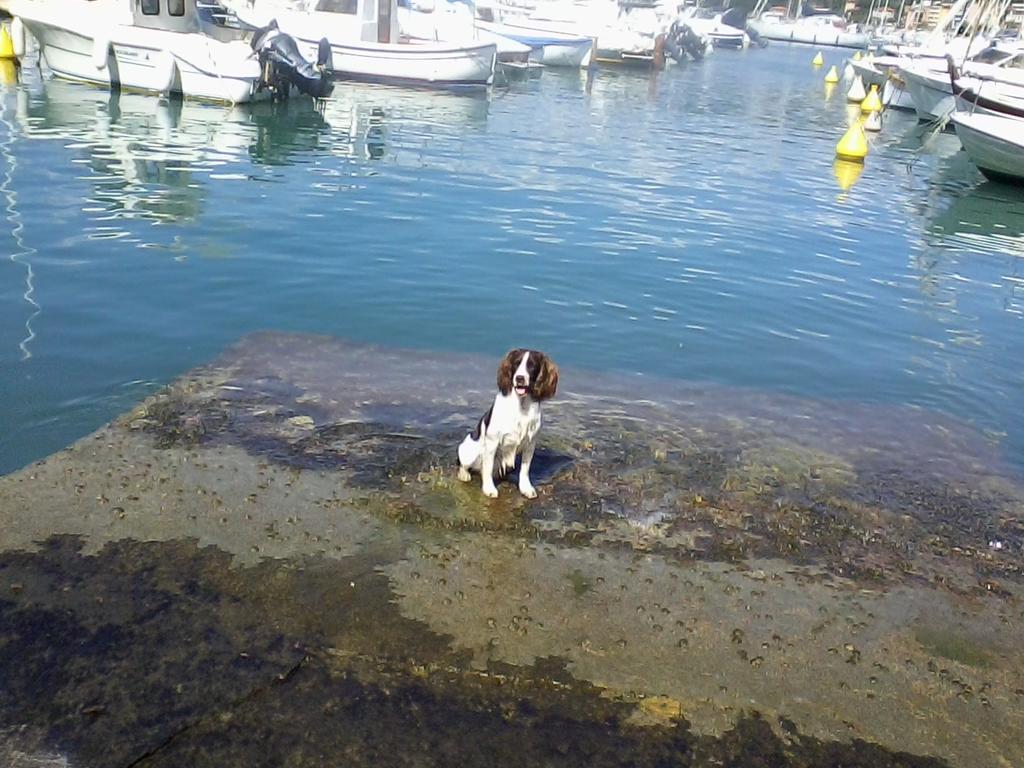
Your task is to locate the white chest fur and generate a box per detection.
[489,394,541,447]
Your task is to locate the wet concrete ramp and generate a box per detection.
[1,333,1022,767]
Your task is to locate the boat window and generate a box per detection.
[140,0,160,13]
[1008,55,1024,70]
[316,0,358,12]
[168,0,185,15]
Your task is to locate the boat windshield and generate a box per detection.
[195,1,252,41]
[971,45,1013,65]
[316,0,359,11]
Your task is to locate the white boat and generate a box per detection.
[748,9,868,49]
[0,0,291,102]
[953,75,1024,119]
[849,55,889,87]
[674,6,747,49]
[396,0,536,71]
[881,76,915,110]
[474,13,594,67]
[495,0,669,68]
[900,43,1024,122]
[228,0,497,87]
[900,61,955,121]
[950,111,1024,183]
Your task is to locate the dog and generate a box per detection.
[457,349,559,498]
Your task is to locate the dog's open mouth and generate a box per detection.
[515,385,529,397]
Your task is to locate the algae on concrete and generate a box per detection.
[1,333,1022,767]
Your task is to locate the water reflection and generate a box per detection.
[12,73,492,198]
[0,76,39,360]
[832,158,864,192]
[17,82,243,224]
[927,180,1024,317]
[319,82,489,164]
[246,100,332,167]
[929,181,1024,258]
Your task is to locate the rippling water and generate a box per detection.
[1,46,1022,475]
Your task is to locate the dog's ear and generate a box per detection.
[497,349,521,396]
[534,353,559,401]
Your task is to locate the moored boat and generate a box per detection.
[0,0,330,102]
[748,6,868,49]
[946,53,1024,119]
[474,16,594,67]
[901,43,1024,122]
[396,0,536,72]
[227,0,497,87]
[674,6,748,50]
[493,0,671,69]
[950,110,1024,184]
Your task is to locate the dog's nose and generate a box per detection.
[515,375,526,386]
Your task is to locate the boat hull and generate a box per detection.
[953,80,1024,119]
[881,77,915,110]
[325,38,495,87]
[708,31,746,49]
[229,4,496,88]
[900,64,953,121]
[594,48,656,67]
[748,18,868,49]
[951,112,1024,183]
[15,16,262,103]
[476,20,593,67]
[849,58,886,87]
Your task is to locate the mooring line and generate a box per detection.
[0,88,40,361]
[904,112,951,173]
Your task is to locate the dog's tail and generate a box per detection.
[457,435,480,468]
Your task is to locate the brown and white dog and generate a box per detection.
[458,349,559,498]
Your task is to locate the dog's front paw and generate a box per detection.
[519,483,538,499]
[482,484,499,499]
[457,466,471,482]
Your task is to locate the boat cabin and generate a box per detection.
[318,0,400,43]
[131,0,248,41]
[237,0,400,44]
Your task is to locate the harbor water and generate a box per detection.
[1,45,1022,476]
[1,43,1024,768]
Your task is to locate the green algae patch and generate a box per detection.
[566,568,596,598]
[721,440,856,502]
[914,626,994,670]
[96,334,1024,586]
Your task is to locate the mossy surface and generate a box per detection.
[0,536,957,768]
[2,334,1023,767]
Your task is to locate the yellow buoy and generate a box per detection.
[853,50,862,61]
[833,158,864,191]
[824,65,840,84]
[843,62,855,80]
[847,74,866,102]
[860,83,882,113]
[0,24,15,60]
[0,59,16,85]
[864,109,882,132]
[812,51,824,67]
[835,121,868,162]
